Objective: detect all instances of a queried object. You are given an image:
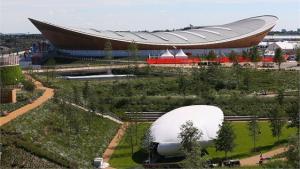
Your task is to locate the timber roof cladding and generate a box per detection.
[29,15,277,47]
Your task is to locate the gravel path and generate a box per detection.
[0,74,54,126]
[102,122,129,166]
[240,147,287,166]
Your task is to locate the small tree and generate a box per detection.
[269,106,286,141]
[141,129,154,163]
[125,125,135,156]
[274,48,284,70]
[228,50,238,65]
[286,134,300,168]
[276,88,284,105]
[215,121,236,159]
[72,85,80,105]
[286,102,299,132]
[249,46,260,68]
[45,57,56,81]
[104,40,113,72]
[295,47,300,66]
[248,116,261,152]
[178,120,202,152]
[128,41,138,70]
[178,121,205,168]
[82,81,90,106]
[177,69,189,97]
[207,50,217,62]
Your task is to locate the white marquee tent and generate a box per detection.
[160,49,174,58]
[175,49,188,58]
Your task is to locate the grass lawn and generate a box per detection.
[207,121,296,159]
[109,122,296,169]
[110,123,151,169]
[1,100,120,168]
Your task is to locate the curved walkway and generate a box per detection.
[240,147,287,166]
[103,123,129,163]
[0,74,54,126]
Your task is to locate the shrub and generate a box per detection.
[23,80,35,92]
[0,66,24,85]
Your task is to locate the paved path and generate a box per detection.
[103,123,129,163]
[0,74,54,126]
[240,147,287,166]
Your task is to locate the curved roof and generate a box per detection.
[29,15,277,50]
[150,105,224,144]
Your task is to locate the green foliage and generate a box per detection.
[110,123,151,168]
[2,101,119,168]
[181,141,206,169]
[286,134,300,168]
[111,122,296,168]
[179,120,206,168]
[248,116,261,152]
[104,40,113,60]
[249,46,260,68]
[228,50,238,65]
[268,106,286,141]
[1,143,66,168]
[0,65,24,85]
[128,41,138,60]
[22,79,35,92]
[274,48,284,70]
[179,120,202,152]
[286,102,299,130]
[296,48,300,63]
[276,88,284,105]
[206,50,217,61]
[215,121,236,158]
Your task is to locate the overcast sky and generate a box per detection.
[1,0,300,33]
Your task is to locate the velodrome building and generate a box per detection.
[29,15,278,57]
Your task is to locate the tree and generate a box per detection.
[82,81,90,105]
[125,125,135,156]
[215,121,236,159]
[296,47,300,66]
[242,69,251,91]
[269,106,286,141]
[286,134,300,168]
[286,102,299,132]
[242,50,249,59]
[276,88,284,105]
[249,46,260,68]
[248,116,261,152]
[178,121,205,168]
[228,50,238,65]
[177,69,189,97]
[104,40,113,60]
[72,85,80,105]
[274,48,284,70]
[128,41,138,70]
[141,129,154,163]
[45,57,56,81]
[104,40,113,73]
[178,120,202,152]
[206,50,217,62]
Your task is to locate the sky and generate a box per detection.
[0,0,300,33]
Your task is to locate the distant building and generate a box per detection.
[264,41,297,56]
